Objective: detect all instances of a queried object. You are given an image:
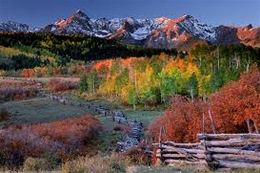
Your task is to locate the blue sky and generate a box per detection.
[0,0,259,27]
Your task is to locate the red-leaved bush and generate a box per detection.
[149,67,260,143]
[48,79,78,92]
[0,80,37,101]
[0,115,102,167]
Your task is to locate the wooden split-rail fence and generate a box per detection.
[199,133,260,169]
[39,91,112,116]
[155,133,260,169]
[114,110,144,152]
[40,91,144,153]
[2,77,146,152]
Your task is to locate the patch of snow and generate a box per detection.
[51,26,57,32]
[55,19,66,26]
[153,17,171,28]
[131,26,151,40]
[177,17,216,42]
[94,33,111,38]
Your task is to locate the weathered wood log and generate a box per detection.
[217,160,260,168]
[207,147,260,157]
[157,148,205,154]
[156,151,206,160]
[191,153,206,159]
[211,154,260,162]
[156,153,186,158]
[161,141,201,148]
[198,133,260,140]
[165,159,207,165]
[202,138,260,147]
[158,153,205,160]
[159,144,204,151]
[161,145,188,155]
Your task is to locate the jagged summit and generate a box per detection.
[175,14,194,21]
[0,21,29,32]
[1,10,259,49]
[76,9,82,13]
[73,9,90,20]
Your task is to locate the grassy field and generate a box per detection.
[0,97,97,126]
[124,110,163,126]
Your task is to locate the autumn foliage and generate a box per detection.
[210,66,260,133]
[0,115,102,168]
[0,80,37,101]
[48,79,78,92]
[149,67,260,143]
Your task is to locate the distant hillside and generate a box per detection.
[0,32,177,64]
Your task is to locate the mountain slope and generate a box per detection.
[0,21,29,32]
[1,10,259,49]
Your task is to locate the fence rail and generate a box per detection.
[198,133,260,169]
[155,141,206,167]
[155,133,260,169]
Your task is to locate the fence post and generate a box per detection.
[253,120,259,134]
[208,106,216,134]
[202,112,205,134]
[247,119,251,134]
[162,125,169,141]
[158,126,163,163]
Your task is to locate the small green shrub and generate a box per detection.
[61,160,86,173]
[42,152,60,170]
[124,148,151,166]
[23,157,48,172]
[61,153,126,173]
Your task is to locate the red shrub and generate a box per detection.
[0,115,102,166]
[0,81,37,101]
[148,96,207,143]
[209,67,260,133]
[48,79,78,92]
[148,67,260,143]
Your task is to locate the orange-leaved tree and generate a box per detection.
[148,66,260,143]
[209,65,260,133]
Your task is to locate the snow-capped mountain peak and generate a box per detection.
[73,9,90,20]
[169,14,216,42]
[154,17,171,27]
[54,19,66,26]
[1,10,259,49]
[0,21,30,32]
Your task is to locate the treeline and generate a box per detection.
[78,44,260,108]
[190,44,260,92]
[0,54,49,70]
[0,32,177,66]
[148,67,260,142]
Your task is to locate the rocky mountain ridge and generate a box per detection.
[1,10,259,49]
